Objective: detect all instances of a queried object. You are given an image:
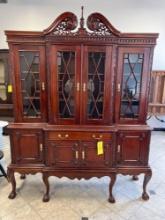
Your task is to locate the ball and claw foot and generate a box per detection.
[142,192,149,200]
[43,194,50,202]
[20,174,26,179]
[108,196,115,203]
[8,191,16,199]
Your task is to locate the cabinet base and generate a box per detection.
[7,165,152,203]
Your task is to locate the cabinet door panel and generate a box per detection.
[46,141,79,167]
[116,47,150,124]
[82,46,113,125]
[12,130,43,164]
[117,131,150,166]
[81,141,112,167]
[13,45,46,122]
[49,45,81,124]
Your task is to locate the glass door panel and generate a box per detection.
[87,52,105,119]
[116,47,150,123]
[19,51,41,118]
[120,53,144,118]
[50,45,80,124]
[82,46,112,125]
[57,51,75,119]
[0,60,7,101]
[14,45,46,122]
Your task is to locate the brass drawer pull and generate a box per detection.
[92,134,103,140]
[83,83,86,92]
[117,83,121,92]
[40,143,43,152]
[117,145,121,153]
[82,151,85,160]
[41,82,45,91]
[75,151,79,159]
[58,134,69,138]
[76,82,80,91]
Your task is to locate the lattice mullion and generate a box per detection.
[66,52,73,79]
[123,99,135,115]
[124,61,138,97]
[24,55,37,82]
[98,79,104,98]
[96,54,104,81]
[27,97,39,115]
[24,54,36,75]
[128,56,139,82]
[91,54,103,81]
[61,90,73,116]
[21,55,31,72]
[62,52,73,80]
[89,93,100,116]
[23,88,39,116]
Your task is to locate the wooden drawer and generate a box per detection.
[47,131,112,141]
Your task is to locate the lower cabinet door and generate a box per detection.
[46,141,79,167]
[81,141,112,167]
[12,130,43,164]
[117,131,150,166]
[46,140,112,168]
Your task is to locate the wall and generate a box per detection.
[0,0,164,69]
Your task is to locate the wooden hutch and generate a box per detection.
[5,8,158,202]
[0,49,13,117]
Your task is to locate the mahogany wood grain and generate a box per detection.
[5,10,158,202]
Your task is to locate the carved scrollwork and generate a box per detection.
[43,12,78,36]
[87,13,120,37]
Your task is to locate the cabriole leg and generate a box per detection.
[8,168,16,199]
[142,169,152,200]
[108,173,116,203]
[42,173,50,202]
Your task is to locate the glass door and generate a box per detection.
[116,47,150,123]
[0,59,7,102]
[13,45,46,122]
[82,46,113,124]
[49,45,81,124]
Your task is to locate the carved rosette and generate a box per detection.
[87,16,111,36]
[43,12,78,36]
[43,11,121,37]
[87,13,120,37]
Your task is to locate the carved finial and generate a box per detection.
[80,6,84,28]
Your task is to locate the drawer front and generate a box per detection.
[47,131,112,141]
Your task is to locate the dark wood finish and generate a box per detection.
[11,129,43,164]
[5,9,158,202]
[117,131,150,166]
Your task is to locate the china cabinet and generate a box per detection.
[0,49,13,116]
[5,8,158,202]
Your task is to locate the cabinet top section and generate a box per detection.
[5,9,158,46]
